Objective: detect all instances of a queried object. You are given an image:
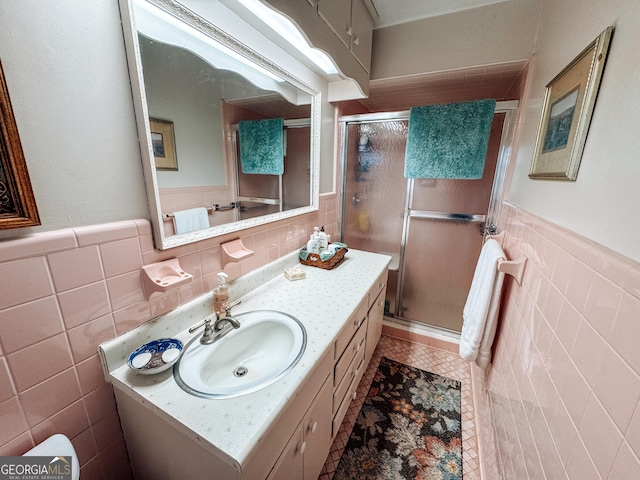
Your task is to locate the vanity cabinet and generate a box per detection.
[365,271,387,367]
[331,269,388,437]
[267,375,333,480]
[100,249,391,480]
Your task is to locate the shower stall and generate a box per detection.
[340,101,518,333]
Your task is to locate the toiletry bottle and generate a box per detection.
[213,272,230,315]
[318,226,328,251]
[307,227,320,254]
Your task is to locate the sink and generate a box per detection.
[174,310,307,399]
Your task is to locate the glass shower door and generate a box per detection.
[397,114,505,332]
[341,111,507,333]
[341,119,408,315]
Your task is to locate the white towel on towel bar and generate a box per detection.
[460,238,506,368]
[172,207,210,235]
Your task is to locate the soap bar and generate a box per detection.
[284,265,306,281]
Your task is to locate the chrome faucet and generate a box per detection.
[188,300,242,345]
[213,312,240,331]
[213,300,242,333]
[188,317,217,345]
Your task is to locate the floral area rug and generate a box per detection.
[333,357,462,480]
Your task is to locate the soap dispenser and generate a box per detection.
[213,272,230,315]
[307,227,320,254]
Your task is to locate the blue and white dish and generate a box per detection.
[128,338,183,375]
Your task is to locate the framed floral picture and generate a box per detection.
[529,27,613,181]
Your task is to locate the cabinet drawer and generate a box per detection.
[334,297,368,360]
[333,338,365,413]
[334,320,366,388]
[332,356,364,437]
[365,288,385,368]
[368,269,388,309]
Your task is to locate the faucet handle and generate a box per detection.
[225,299,241,316]
[189,317,217,345]
[188,317,212,334]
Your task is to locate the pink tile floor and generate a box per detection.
[319,334,480,480]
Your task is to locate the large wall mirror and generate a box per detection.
[120,0,320,249]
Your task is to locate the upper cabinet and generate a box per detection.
[265,0,376,100]
[348,0,374,71]
[317,0,352,50]
[317,0,373,72]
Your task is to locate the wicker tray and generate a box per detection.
[299,245,347,270]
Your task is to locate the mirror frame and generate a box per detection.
[120,0,320,249]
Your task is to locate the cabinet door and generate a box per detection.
[349,0,373,71]
[317,0,351,47]
[365,289,385,367]
[304,376,333,479]
[267,422,304,480]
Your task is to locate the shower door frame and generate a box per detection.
[339,100,519,334]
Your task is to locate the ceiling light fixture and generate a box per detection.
[237,0,339,75]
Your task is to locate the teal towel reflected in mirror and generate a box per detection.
[238,118,284,175]
[404,99,496,179]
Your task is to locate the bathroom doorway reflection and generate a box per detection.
[340,103,517,333]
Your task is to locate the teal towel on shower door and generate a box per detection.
[238,118,284,175]
[404,99,496,179]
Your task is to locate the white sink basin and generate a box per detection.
[174,310,306,399]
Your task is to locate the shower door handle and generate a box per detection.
[408,210,486,223]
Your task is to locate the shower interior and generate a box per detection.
[340,102,517,334]
[231,120,311,221]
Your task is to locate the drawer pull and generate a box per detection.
[308,421,318,434]
[298,441,307,455]
[351,391,357,400]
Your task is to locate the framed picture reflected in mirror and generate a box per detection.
[150,118,178,171]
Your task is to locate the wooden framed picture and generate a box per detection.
[149,118,178,171]
[529,27,613,181]
[0,60,40,229]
